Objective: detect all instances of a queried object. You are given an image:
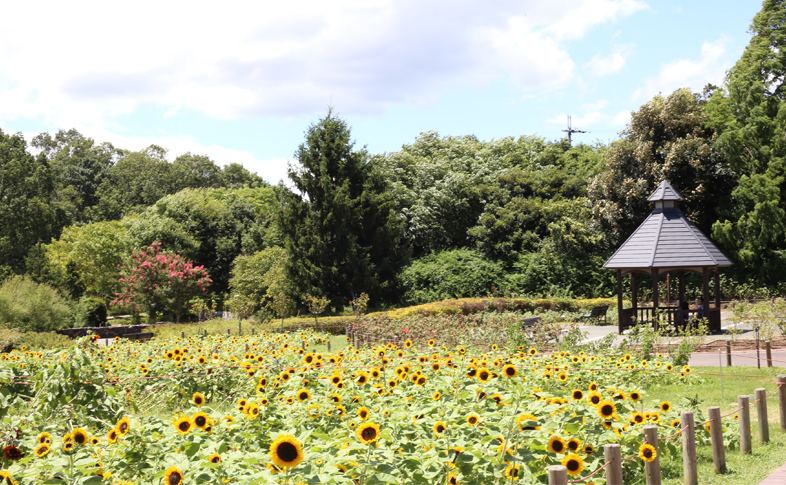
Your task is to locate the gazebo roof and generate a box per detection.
[603,181,732,272]
[648,180,684,202]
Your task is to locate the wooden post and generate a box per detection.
[726,341,732,367]
[617,269,624,334]
[681,411,698,485]
[245,343,249,352]
[238,320,242,336]
[643,426,662,485]
[204,329,208,338]
[766,341,773,368]
[739,395,752,454]
[779,375,786,431]
[652,268,660,331]
[547,465,567,485]
[327,340,332,352]
[251,328,255,336]
[302,340,306,350]
[708,407,726,474]
[756,388,769,443]
[604,443,623,485]
[181,331,185,339]
[227,328,230,336]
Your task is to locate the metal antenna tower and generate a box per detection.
[562,115,587,145]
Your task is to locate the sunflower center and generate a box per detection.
[168,471,182,485]
[277,441,299,462]
[567,459,580,471]
[361,427,377,441]
[436,425,445,433]
[195,416,207,427]
[553,441,564,452]
[601,405,613,415]
[300,393,308,400]
[179,422,190,432]
[211,456,220,463]
[643,448,653,458]
[510,467,519,477]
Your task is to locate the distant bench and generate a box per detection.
[521,316,542,330]
[578,306,609,325]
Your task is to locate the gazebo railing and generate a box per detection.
[620,307,721,333]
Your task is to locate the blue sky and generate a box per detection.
[0,1,764,183]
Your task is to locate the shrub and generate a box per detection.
[0,275,74,331]
[15,331,74,350]
[398,249,504,305]
[75,296,108,327]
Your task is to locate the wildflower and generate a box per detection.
[356,422,381,444]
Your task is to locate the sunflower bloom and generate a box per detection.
[562,453,585,477]
[639,443,657,462]
[269,434,305,469]
[115,417,131,435]
[164,466,184,485]
[356,422,381,444]
[547,436,567,454]
[504,462,521,480]
[173,415,193,436]
[192,392,206,407]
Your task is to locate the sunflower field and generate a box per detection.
[0,331,738,484]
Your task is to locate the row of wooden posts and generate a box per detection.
[548,376,786,485]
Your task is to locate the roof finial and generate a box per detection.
[647,180,684,203]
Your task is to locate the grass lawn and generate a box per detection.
[646,366,786,484]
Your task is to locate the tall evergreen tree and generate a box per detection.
[708,0,786,283]
[280,109,407,307]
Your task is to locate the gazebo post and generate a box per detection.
[652,268,660,331]
[678,271,685,306]
[617,269,624,334]
[714,269,721,309]
[631,272,638,321]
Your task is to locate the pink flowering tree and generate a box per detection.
[111,242,212,323]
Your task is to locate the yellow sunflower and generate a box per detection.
[269,434,305,469]
[296,389,311,402]
[34,443,50,458]
[660,401,672,413]
[173,415,193,436]
[562,453,585,477]
[193,412,210,429]
[433,421,447,434]
[71,428,89,446]
[639,443,657,462]
[356,422,381,444]
[358,406,371,421]
[597,400,617,419]
[504,462,522,481]
[571,389,584,401]
[107,429,119,444]
[516,413,540,431]
[466,413,480,426]
[547,436,567,454]
[115,416,131,436]
[192,392,206,407]
[208,452,221,464]
[164,466,184,485]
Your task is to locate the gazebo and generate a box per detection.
[603,180,733,334]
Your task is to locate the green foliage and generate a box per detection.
[0,276,74,331]
[0,129,57,273]
[8,329,73,351]
[398,249,504,304]
[229,246,289,313]
[75,296,108,327]
[281,109,408,305]
[589,87,734,247]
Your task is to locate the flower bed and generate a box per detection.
[0,331,734,484]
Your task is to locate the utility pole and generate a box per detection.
[562,115,587,145]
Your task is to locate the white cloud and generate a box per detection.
[0,0,648,127]
[612,110,632,126]
[632,37,729,101]
[585,44,635,76]
[546,111,608,129]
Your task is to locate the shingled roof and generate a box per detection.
[603,181,732,272]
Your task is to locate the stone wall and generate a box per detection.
[56,325,155,339]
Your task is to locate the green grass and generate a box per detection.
[645,366,786,484]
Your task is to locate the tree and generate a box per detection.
[228,246,289,313]
[111,242,211,323]
[280,109,408,305]
[588,88,734,247]
[0,129,56,273]
[707,0,786,283]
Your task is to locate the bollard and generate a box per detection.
[302,340,306,350]
[245,344,249,352]
[766,341,773,367]
[739,395,752,454]
[643,426,662,485]
[327,340,332,352]
[181,331,185,339]
[726,340,732,367]
[708,407,726,474]
[547,465,567,485]
[681,411,698,485]
[779,375,786,431]
[227,328,230,336]
[604,443,623,485]
[204,329,207,338]
[756,388,769,443]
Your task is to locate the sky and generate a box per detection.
[0,1,765,184]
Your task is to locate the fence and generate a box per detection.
[547,375,786,485]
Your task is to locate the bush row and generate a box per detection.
[367,297,620,319]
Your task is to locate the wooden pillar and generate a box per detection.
[651,268,659,330]
[714,269,721,309]
[702,267,712,332]
[677,271,685,304]
[631,271,638,315]
[617,269,624,334]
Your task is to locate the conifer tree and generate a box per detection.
[279,109,407,307]
[280,108,407,307]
